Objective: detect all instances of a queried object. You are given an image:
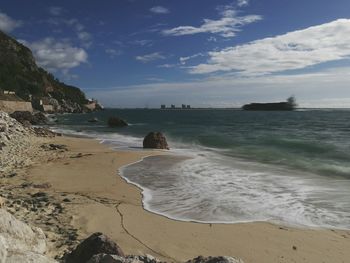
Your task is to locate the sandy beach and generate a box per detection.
[3,134,347,263]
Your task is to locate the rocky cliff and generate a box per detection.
[0,30,91,113]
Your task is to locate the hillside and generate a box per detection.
[0,30,91,113]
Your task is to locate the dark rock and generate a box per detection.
[7,173,17,178]
[21,120,32,128]
[49,143,67,150]
[127,255,162,263]
[143,132,169,150]
[0,123,6,132]
[32,192,48,198]
[87,254,125,263]
[86,254,163,263]
[68,232,78,241]
[107,117,128,128]
[70,153,83,158]
[32,112,48,124]
[9,111,48,125]
[33,127,56,137]
[65,232,125,263]
[41,143,67,151]
[21,182,32,188]
[10,111,33,124]
[88,117,99,123]
[33,183,52,189]
[186,256,244,263]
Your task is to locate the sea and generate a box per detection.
[50,108,350,229]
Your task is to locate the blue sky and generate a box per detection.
[1,0,350,107]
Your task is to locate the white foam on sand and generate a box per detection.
[50,126,143,149]
[120,146,350,229]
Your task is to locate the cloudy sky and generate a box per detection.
[1,0,350,108]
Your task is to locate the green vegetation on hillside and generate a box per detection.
[0,30,88,111]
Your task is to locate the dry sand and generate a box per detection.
[22,136,350,263]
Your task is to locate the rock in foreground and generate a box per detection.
[0,209,56,263]
[107,117,128,127]
[65,232,245,263]
[87,254,162,263]
[143,132,169,150]
[65,232,125,263]
[186,256,244,263]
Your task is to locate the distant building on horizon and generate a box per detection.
[160,104,191,109]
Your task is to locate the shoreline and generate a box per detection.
[119,154,349,230]
[46,130,345,230]
[17,135,350,262]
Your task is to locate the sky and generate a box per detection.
[1,0,350,108]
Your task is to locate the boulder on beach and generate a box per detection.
[186,256,245,263]
[87,254,161,263]
[88,117,99,123]
[143,132,169,150]
[65,232,125,263]
[107,117,128,127]
[86,254,125,263]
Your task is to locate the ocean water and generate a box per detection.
[51,109,350,229]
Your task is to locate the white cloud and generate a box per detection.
[77,31,92,48]
[0,12,21,33]
[150,6,170,14]
[237,0,249,7]
[162,8,261,38]
[77,31,91,41]
[191,19,350,76]
[48,18,93,47]
[21,38,88,72]
[207,36,217,42]
[136,52,166,63]
[180,53,205,65]
[105,48,122,59]
[49,6,63,16]
[158,64,177,68]
[131,39,154,47]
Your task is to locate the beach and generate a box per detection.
[3,132,350,263]
[2,2,350,261]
